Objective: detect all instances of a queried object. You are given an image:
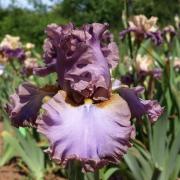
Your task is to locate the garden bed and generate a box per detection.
[0,121,23,180]
[0,121,66,180]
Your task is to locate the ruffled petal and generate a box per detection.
[2,47,26,61]
[39,23,119,102]
[102,42,119,69]
[151,68,162,79]
[33,39,57,76]
[6,83,58,127]
[140,99,164,122]
[37,91,133,171]
[145,31,163,45]
[118,87,163,122]
[64,39,111,101]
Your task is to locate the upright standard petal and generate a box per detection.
[38,23,120,102]
[37,91,133,171]
[118,87,163,122]
[6,83,58,127]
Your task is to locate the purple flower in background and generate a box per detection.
[7,23,163,171]
[22,58,39,76]
[162,25,176,43]
[120,15,163,45]
[1,47,26,61]
[120,54,162,86]
[135,54,162,80]
[151,68,162,79]
[0,34,26,61]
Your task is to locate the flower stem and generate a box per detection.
[85,171,100,180]
[124,0,133,60]
[94,170,99,180]
[67,160,84,180]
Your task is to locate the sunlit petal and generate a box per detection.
[37,91,133,171]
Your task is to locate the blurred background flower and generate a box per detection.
[120,15,163,45]
[0,34,22,49]
[135,54,153,72]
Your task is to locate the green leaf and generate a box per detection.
[0,143,17,167]
[165,130,180,179]
[103,167,119,180]
[124,147,144,180]
[1,130,45,180]
[175,38,180,57]
[170,83,180,116]
[151,112,168,168]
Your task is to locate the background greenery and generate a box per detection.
[0,0,180,49]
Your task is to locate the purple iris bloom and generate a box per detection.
[0,46,26,61]
[7,23,163,171]
[119,15,163,45]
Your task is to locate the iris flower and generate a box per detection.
[121,54,162,86]
[135,54,162,79]
[162,25,176,43]
[22,57,38,76]
[7,23,163,171]
[120,15,163,45]
[0,35,25,61]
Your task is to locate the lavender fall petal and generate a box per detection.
[37,91,133,172]
[6,83,57,127]
[118,87,163,122]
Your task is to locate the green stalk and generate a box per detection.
[85,170,100,180]
[124,0,133,60]
[67,160,84,180]
[94,170,99,180]
[67,161,100,180]
[151,166,162,180]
